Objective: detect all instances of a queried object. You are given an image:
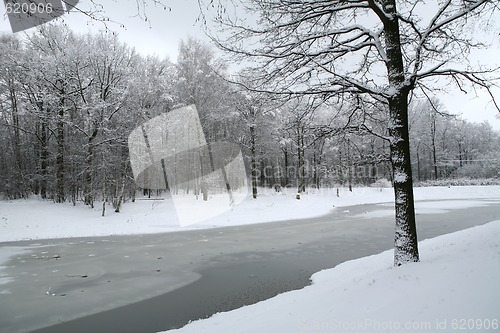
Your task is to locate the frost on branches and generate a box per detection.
[211,0,499,265]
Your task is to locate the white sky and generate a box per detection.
[1,0,207,60]
[1,0,499,130]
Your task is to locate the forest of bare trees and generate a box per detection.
[208,0,500,264]
[0,25,499,209]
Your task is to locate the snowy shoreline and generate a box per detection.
[0,186,499,333]
[1,186,499,243]
[164,220,500,333]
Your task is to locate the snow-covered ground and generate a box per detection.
[0,186,499,242]
[1,186,499,332]
[164,220,500,333]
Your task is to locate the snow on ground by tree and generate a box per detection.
[0,185,499,331]
[0,186,499,242]
[163,220,500,333]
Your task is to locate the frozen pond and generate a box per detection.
[1,200,499,333]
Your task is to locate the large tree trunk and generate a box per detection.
[383,0,419,265]
[388,91,419,266]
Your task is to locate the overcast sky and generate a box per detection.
[1,0,499,129]
[1,0,207,60]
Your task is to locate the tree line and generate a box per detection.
[0,25,498,208]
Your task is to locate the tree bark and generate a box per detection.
[283,146,289,187]
[273,162,281,192]
[382,0,419,265]
[250,124,258,199]
[296,125,305,195]
[55,104,65,203]
[39,110,49,199]
[430,112,439,180]
[347,138,353,192]
[8,78,25,198]
[84,134,97,207]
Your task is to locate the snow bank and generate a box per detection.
[0,186,499,242]
[416,178,500,187]
[164,220,500,333]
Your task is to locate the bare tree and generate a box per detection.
[235,92,264,199]
[210,0,500,265]
[0,35,29,198]
[233,83,279,199]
